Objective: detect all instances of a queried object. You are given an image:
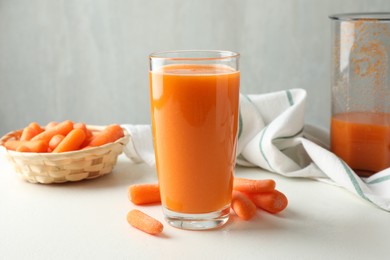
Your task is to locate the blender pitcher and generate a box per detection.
[329,13,390,177]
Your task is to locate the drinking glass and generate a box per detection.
[149,50,240,229]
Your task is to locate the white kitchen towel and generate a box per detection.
[122,89,390,211]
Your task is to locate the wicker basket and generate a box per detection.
[0,125,130,184]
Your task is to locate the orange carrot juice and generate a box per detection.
[331,111,390,176]
[150,64,240,214]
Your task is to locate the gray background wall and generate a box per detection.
[1,0,389,135]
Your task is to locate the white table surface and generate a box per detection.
[1,154,389,260]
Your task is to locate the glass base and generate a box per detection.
[162,205,230,230]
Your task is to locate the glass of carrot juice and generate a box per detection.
[149,50,240,230]
[329,13,390,177]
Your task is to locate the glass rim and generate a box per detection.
[329,12,390,21]
[149,50,240,61]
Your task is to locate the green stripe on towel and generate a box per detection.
[256,91,295,172]
[286,90,294,106]
[367,175,390,184]
[273,128,304,141]
[259,126,274,171]
[339,159,371,202]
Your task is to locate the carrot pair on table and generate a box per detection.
[2,121,125,153]
[126,177,288,235]
[231,178,288,219]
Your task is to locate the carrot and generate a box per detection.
[74,122,93,140]
[231,191,257,220]
[31,120,74,144]
[129,183,161,205]
[127,209,163,235]
[48,134,65,151]
[45,121,58,129]
[4,140,48,153]
[53,128,86,153]
[74,123,93,148]
[20,128,37,141]
[3,140,20,151]
[233,177,276,193]
[87,124,124,147]
[16,145,31,152]
[249,190,288,214]
[20,122,43,141]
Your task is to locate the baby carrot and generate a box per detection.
[45,121,58,129]
[74,122,93,140]
[20,122,44,141]
[16,145,31,152]
[74,123,93,148]
[129,183,161,205]
[87,124,124,147]
[23,140,49,153]
[233,177,276,193]
[127,209,163,235]
[20,127,36,141]
[53,128,86,153]
[48,134,65,151]
[3,140,21,150]
[30,122,43,132]
[31,120,74,144]
[4,140,48,153]
[231,191,257,221]
[249,190,288,214]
